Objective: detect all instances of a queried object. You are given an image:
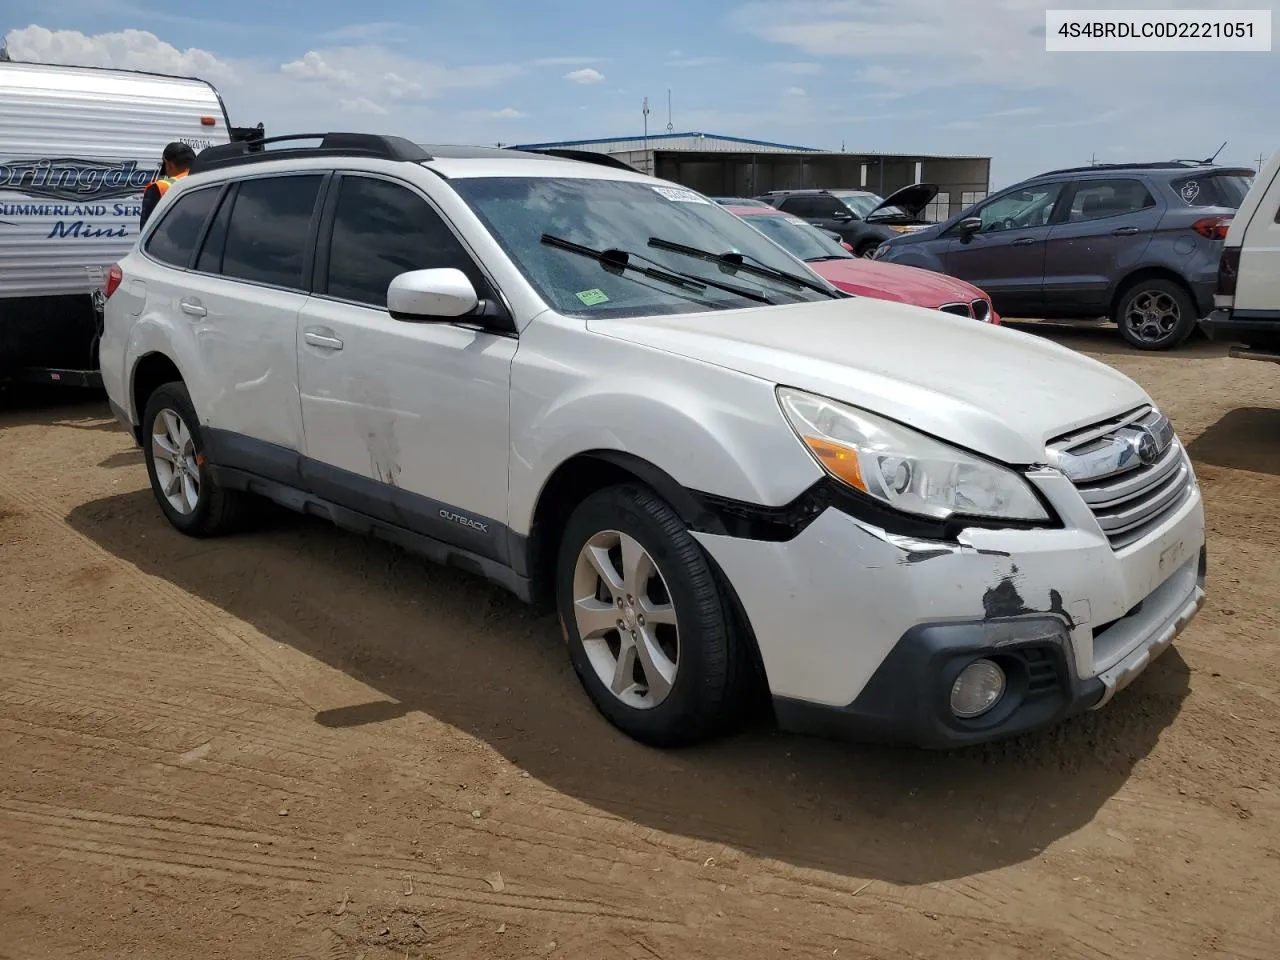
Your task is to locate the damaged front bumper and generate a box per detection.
[694,482,1206,749]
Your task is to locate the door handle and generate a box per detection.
[304,330,344,351]
[1111,226,1140,236]
[178,297,206,318]
[1011,237,1037,246]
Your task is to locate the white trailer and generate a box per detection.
[0,61,252,386]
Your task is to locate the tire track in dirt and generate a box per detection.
[0,797,686,927]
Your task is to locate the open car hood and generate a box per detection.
[867,182,939,219]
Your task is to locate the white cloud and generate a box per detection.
[564,67,605,85]
[383,72,424,100]
[4,25,239,85]
[784,86,807,97]
[2,24,534,147]
[339,96,389,116]
[280,46,521,102]
[281,51,356,87]
[485,107,527,120]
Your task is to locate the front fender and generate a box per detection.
[508,337,822,536]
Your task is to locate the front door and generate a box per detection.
[940,181,1065,317]
[296,173,516,561]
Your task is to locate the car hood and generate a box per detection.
[868,182,939,218]
[809,257,986,308]
[588,298,1149,465]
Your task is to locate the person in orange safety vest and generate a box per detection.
[139,141,197,229]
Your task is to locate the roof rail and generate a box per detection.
[519,147,641,172]
[1032,160,1214,177]
[190,132,432,174]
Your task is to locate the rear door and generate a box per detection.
[938,180,1065,316]
[1042,178,1162,316]
[170,172,321,466]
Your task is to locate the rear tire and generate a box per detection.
[1115,278,1197,351]
[555,483,747,747]
[141,381,244,537]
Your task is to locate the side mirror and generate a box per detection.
[957,216,983,239]
[388,268,479,320]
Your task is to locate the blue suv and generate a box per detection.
[873,161,1253,350]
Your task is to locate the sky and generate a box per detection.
[3,0,1278,188]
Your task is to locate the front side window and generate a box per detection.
[324,176,486,308]
[145,186,219,267]
[1065,179,1156,222]
[220,174,323,289]
[450,176,836,319]
[971,183,1064,232]
[742,214,852,262]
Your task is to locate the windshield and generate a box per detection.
[742,213,853,262]
[451,177,835,318]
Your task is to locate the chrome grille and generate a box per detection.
[1048,406,1193,550]
[939,302,972,318]
[971,299,991,322]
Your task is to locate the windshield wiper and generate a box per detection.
[540,234,774,305]
[647,237,840,298]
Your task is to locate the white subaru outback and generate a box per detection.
[99,133,1207,749]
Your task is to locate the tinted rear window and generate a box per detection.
[1172,174,1253,209]
[221,175,323,289]
[145,186,219,267]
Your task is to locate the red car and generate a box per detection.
[725,205,1000,324]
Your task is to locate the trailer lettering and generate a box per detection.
[47,220,129,240]
[0,158,161,202]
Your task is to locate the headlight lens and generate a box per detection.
[777,388,1049,522]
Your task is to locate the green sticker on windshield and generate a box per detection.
[576,288,610,306]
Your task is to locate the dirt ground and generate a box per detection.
[1,324,1279,960]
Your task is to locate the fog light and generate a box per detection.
[950,659,1006,718]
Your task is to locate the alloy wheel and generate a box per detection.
[150,407,201,515]
[572,530,680,710]
[1124,290,1181,345]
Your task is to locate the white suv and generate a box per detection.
[99,133,1207,749]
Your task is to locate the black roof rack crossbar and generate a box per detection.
[190,132,432,174]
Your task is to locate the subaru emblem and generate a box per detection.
[1133,427,1160,466]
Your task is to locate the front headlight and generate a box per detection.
[777,388,1049,522]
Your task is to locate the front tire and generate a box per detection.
[141,381,244,537]
[556,484,746,747]
[1115,278,1197,351]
